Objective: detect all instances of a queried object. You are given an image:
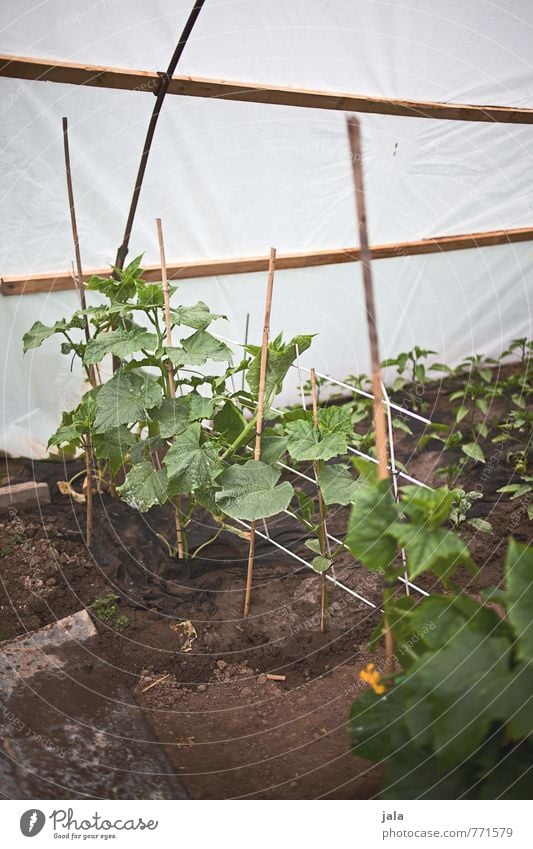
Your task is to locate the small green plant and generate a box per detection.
[497,474,533,520]
[449,488,492,533]
[90,593,129,629]
[502,337,532,367]
[350,539,533,799]
[382,345,437,391]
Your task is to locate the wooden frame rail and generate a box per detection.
[2,54,533,124]
[2,226,532,296]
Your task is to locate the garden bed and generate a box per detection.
[1,369,529,799]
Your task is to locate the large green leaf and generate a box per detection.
[350,686,411,762]
[164,424,222,493]
[170,301,225,331]
[215,459,294,520]
[409,629,512,767]
[391,523,477,584]
[318,405,353,434]
[94,371,163,432]
[213,400,247,443]
[286,419,348,462]
[180,330,232,363]
[260,431,289,464]
[345,478,399,571]
[92,425,137,473]
[505,538,533,663]
[23,319,70,352]
[319,463,359,505]
[246,334,314,401]
[400,485,454,527]
[188,394,216,421]
[48,391,97,449]
[84,327,158,365]
[116,461,168,512]
[149,397,190,438]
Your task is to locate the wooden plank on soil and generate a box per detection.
[0,480,51,513]
[2,53,533,124]
[2,225,533,296]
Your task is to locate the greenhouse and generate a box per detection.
[0,0,532,815]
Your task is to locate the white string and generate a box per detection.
[232,518,379,610]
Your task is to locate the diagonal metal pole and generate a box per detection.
[113,0,207,272]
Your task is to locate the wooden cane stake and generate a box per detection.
[62,116,95,548]
[347,115,394,671]
[243,247,276,618]
[310,368,328,633]
[156,218,185,559]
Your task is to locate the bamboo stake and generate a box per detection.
[156,217,184,560]
[62,116,95,549]
[310,368,328,633]
[243,247,276,618]
[347,115,394,671]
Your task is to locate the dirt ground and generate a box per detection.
[0,372,530,799]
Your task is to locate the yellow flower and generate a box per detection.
[359,662,386,695]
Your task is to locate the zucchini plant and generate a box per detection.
[350,539,533,799]
[23,256,315,558]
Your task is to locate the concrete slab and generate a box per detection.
[0,613,187,799]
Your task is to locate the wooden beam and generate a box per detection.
[2,226,532,297]
[2,53,533,124]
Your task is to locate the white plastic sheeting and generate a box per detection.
[1,0,532,457]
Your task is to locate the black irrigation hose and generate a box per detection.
[113,0,207,272]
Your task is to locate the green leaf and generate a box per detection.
[305,538,322,555]
[400,485,454,527]
[350,686,409,762]
[410,629,512,767]
[246,334,314,401]
[92,426,136,474]
[286,419,348,462]
[213,400,247,443]
[48,422,82,451]
[23,319,70,352]
[94,371,163,432]
[164,424,222,494]
[391,524,477,584]
[170,301,225,331]
[84,327,158,365]
[187,394,216,421]
[180,330,232,363]
[455,405,469,423]
[116,461,168,512]
[260,431,289,464]
[467,517,492,534]
[462,442,485,464]
[319,463,359,505]
[148,397,191,438]
[293,488,314,524]
[504,538,533,662]
[311,555,331,573]
[215,460,294,521]
[345,478,399,571]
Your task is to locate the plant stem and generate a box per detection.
[220,413,258,461]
